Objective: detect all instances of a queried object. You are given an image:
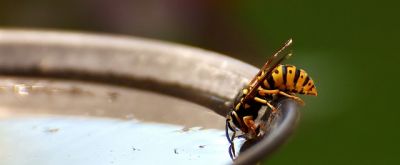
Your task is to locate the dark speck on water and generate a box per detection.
[181,127,190,132]
[44,128,59,133]
[198,145,206,148]
[174,148,179,154]
[132,147,141,151]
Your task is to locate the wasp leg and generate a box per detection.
[254,97,277,113]
[225,119,237,159]
[229,145,234,160]
[229,131,236,159]
[279,91,304,105]
[243,116,257,135]
[225,120,232,143]
[258,89,305,105]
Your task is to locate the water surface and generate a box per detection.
[0,116,236,165]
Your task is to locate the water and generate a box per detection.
[0,116,236,165]
[0,77,242,165]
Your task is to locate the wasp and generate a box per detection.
[225,39,318,159]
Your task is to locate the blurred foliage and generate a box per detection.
[236,1,399,164]
[0,0,399,164]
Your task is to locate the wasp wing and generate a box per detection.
[243,39,293,103]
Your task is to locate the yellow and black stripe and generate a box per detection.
[263,64,316,95]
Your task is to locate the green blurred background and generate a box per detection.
[1,0,398,164]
